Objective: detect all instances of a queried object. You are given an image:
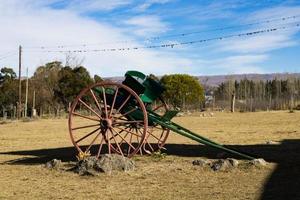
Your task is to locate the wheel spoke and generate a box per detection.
[90,89,102,114]
[113,120,143,125]
[116,94,131,113]
[146,141,154,151]
[109,129,124,156]
[111,127,137,150]
[97,135,105,158]
[86,131,101,152]
[72,123,100,131]
[138,129,155,152]
[79,98,102,119]
[75,127,100,144]
[109,87,119,117]
[135,128,143,155]
[158,129,165,142]
[113,107,138,121]
[127,127,133,154]
[152,104,164,112]
[101,87,108,118]
[146,129,164,143]
[114,126,142,137]
[72,112,100,122]
[109,130,129,145]
[107,130,111,154]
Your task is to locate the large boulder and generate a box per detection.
[75,154,135,176]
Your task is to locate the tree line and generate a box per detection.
[213,78,300,111]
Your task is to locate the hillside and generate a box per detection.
[104,73,300,87]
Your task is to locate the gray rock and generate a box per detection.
[75,154,135,176]
[96,154,135,174]
[227,158,239,167]
[266,140,273,144]
[250,158,267,166]
[192,159,209,167]
[76,156,98,176]
[211,158,240,171]
[45,159,62,170]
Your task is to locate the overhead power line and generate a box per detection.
[23,14,300,50]
[25,22,300,54]
[0,52,17,61]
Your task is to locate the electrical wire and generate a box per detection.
[22,14,300,50]
[0,52,17,61]
[25,22,300,53]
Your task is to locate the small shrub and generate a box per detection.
[151,150,167,161]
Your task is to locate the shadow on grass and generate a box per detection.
[0,140,299,199]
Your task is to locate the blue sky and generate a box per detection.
[0,0,300,77]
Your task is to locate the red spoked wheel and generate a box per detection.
[142,98,170,154]
[68,82,148,158]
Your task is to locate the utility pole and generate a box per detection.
[32,90,36,117]
[25,67,29,118]
[18,45,22,119]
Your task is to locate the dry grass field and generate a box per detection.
[0,111,299,200]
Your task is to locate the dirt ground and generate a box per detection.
[0,111,299,200]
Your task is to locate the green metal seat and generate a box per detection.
[123,71,146,95]
[123,70,165,103]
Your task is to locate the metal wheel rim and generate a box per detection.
[68,81,148,158]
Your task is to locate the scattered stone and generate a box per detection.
[192,159,209,167]
[209,112,214,117]
[211,159,234,171]
[250,158,267,167]
[210,158,239,171]
[74,154,135,176]
[227,158,239,167]
[45,159,62,170]
[266,140,277,144]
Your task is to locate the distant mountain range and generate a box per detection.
[104,73,300,87]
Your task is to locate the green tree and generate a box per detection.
[32,61,63,115]
[94,74,103,83]
[55,66,93,110]
[0,67,18,117]
[160,74,205,110]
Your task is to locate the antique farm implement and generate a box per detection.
[68,71,255,160]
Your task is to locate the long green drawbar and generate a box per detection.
[148,112,255,160]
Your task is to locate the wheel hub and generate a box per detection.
[100,118,113,129]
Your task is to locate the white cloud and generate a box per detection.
[135,0,173,11]
[0,1,299,78]
[66,0,133,12]
[0,0,190,77]
[216,6,300,54]
[192,54,268,75]
[219,30,298,53]
[246,6,300,21]
[124,15,169,37]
